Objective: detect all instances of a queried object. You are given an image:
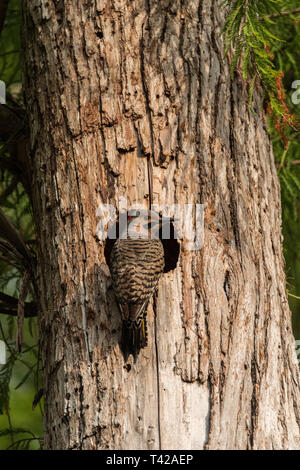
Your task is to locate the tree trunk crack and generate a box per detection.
[153,294,162,450]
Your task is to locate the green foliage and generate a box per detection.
[0,0,21,94]
[0,428,42,450]
[0,318,43,450]
[0,189,42,450]
[0,1,42,450]
[222,0,299,119]
[222,0,300,334]
[0,175,41,450]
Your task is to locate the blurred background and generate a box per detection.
[0,0,299,449]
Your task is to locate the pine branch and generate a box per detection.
[0,292,37,317]
[260,7,300,20]
[0,101,25,140]
[0,207,31,264]
[221,0,299,130]
[276,159,300,168]
[17,270,31,352]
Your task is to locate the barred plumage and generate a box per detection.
[110,222,165,361]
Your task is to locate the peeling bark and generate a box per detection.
[22,0,300,450]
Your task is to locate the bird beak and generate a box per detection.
[143,220,159,229]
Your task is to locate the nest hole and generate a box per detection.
[104,219,180,274]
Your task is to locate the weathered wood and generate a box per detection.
[22,0,300,449]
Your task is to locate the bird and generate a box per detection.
[110,209,165,361]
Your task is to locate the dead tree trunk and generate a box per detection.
[22,0,300,450]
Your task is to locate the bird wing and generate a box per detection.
[118,298,149,323]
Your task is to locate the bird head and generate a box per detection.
[118,209,178,240]
[126,209,156,239]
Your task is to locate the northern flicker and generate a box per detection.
[110,210,165,361]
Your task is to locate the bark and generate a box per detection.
[22,0,300,450]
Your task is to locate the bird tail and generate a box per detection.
[121,316,148,362]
